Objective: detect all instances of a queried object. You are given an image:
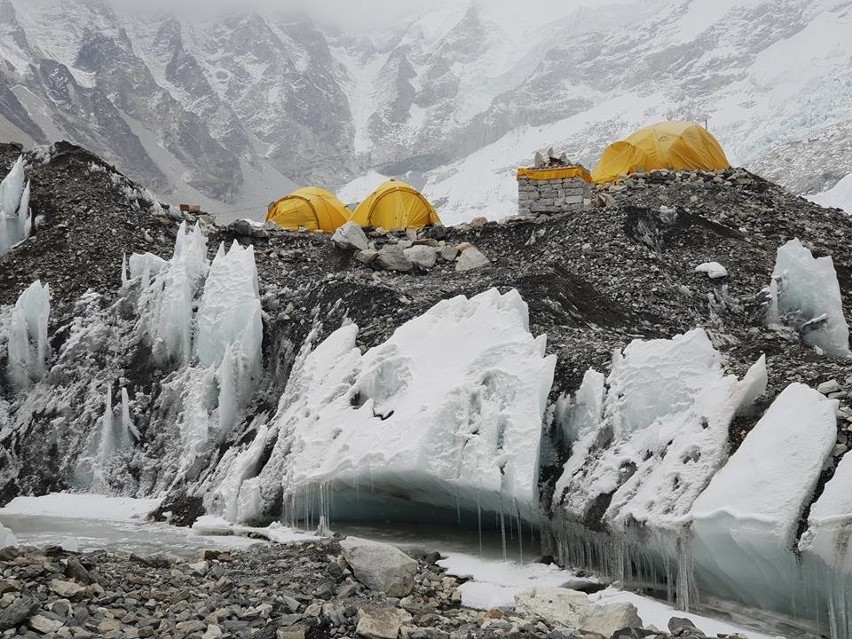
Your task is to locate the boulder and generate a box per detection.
[456,246,490,272]
[514,587,592,629]
[403,245,437,270]
[667,617,705,637]
[375,246,413,273]
[355,606,412,639]
[438,246,459,262]
[356,249,379,265]
[0,597,38,631]
[578,603,643,637]
[332,222,369,251]
[340,537,418,597]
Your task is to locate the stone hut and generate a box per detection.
[516,165,593,216]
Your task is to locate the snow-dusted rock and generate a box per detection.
[694,262,728,279]
[578,603,643,636]
[456,246,490,272]
[514,588,591,629]
[332,222,369,252]
[403,245,437,270]
[6,280,50,390]
[767,238,850,357]
[340,538,417,597]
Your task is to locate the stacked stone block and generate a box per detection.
[517,174,592,217]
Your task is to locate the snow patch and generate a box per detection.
[0,494,161,522]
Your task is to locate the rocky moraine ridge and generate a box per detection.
[1,140,852,637]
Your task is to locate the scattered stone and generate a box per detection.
[403,245,438,270]
[277,625,307,639]
[356,606,413,639]
[49,579,87,598]
[818,379,841,394]
[29,614,64,634]
[455,246,490,272]
[0,596,38,631]
[578,603,642,637]
[668,617,704,637]
[332,222,370,251]
[340,537,418,597]
[438,245,459,262]
[514,587,592,629]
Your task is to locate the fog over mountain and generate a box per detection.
[0,0,849,222]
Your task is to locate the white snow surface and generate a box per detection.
[6,280,50,390]
[810,172,852,214]
[554,329,763,530]
[215,288,555,525]
[0,493,161,522]
[768,238,850,357]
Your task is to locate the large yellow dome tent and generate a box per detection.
[350,179,441,230]
[266,187,350,233]
[592,121,730,184]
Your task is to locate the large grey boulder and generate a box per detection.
[332,222,369,251]
[578,602,643,637]
[355,606,412,639]
[375,245,413,272]
[340,537,418,597]
[514,587,592,629]
[403,245,437,270]
[456,246,490,272]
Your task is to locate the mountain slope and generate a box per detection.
[0,0,850,221]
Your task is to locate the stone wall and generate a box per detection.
[518,175,592,216]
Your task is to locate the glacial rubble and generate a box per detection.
[1,143,852,633]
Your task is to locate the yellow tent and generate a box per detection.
[350,180,441,230]
[266,187,350,233]
[592,121,730,184]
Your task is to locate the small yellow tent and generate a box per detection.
[592,121,730,184]
[266,187,350,233]
[350,180,441,230]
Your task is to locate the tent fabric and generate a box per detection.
[516,166,592,182]
[350,180,441,230]
[266,187,350,233]
[592,121,730,184]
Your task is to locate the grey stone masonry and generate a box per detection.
[517,175,593,217]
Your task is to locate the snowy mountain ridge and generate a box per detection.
[1,0,851,221]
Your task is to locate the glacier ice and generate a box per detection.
[767,238,850,357]
[551,329,767,609]
[0,156,31,257]
[137,222,209,364]
[691,382,837,614]
[6,280,51,390]
[0,522,16,549]
[206,288,556,527]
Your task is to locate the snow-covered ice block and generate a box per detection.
[800,448,852,573]
[694,262,727,279]
[767,238,850,357]
[691,382,837,609]
[215,288,555,525]
[0,522,16,548]
[126,252,167,289]
[554,329,761,530]
[6,280,50,389]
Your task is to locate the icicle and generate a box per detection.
[95,386,115,488]
[6,280,51,389]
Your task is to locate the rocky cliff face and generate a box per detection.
[0,0,850,220]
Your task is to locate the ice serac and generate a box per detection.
[767,238,850,357]
[212,288,556,526]
[137,222,208,364]
[551,329,765,607]
[0,156,31,257]
[6,280,50,390]
[691,383,837,612]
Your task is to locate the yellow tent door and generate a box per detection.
[592,121,730,183]
[350,180,441,230]
[266,187,350,233]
